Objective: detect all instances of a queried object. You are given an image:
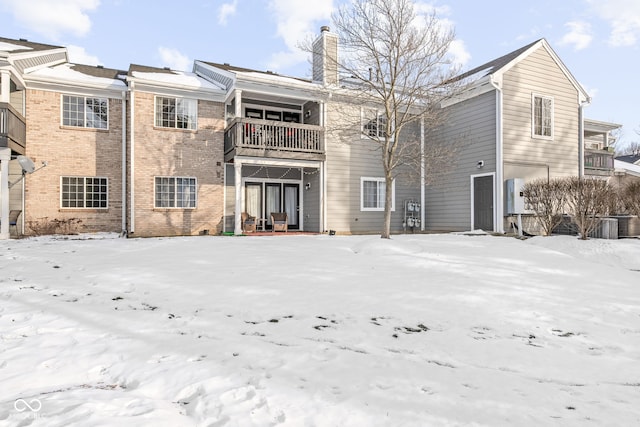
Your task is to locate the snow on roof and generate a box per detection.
[235,70,314,87]
[30,63,126,88]
[131,70,223,90]
[0,41,33,52]
[615,159,640,177]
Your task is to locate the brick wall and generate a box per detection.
[129,91,225,237]
[24,89,123,235]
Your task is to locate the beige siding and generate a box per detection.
[502,47,580,180]
[324,103,420,234]
[130,91,225,237]
[24,89,123,234]
[425,90,498,231]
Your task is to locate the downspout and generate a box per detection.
[321,100,327,233]
[121,90,127,236]
[420,116,425,231]
[489,76,504,233]
[129,82,135,234]
[578,97,591,178]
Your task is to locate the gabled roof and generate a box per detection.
[127,63,225,99]
[448,38,590,105]
[454,39,541,81]
[200,61,311,84]
[616,154,640,165]
[0,36,63,54]
[70,64,127,82]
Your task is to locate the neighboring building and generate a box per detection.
[0,33,625,238]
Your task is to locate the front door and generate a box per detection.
[473,175,494,231]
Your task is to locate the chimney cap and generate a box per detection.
[320,25,330,33]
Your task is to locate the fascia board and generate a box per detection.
[235,79,327,103]
[24,75,126,98]
[491,39,590,103]
[127,78,226,102]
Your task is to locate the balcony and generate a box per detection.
[0,103,26,155]
[224,117,325,162]
[584,148,614,176]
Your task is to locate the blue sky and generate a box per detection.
[0,0,638,147]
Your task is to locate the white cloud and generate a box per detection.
[218,0,238,26]
[588,0,640,47]
[448,39,471,68]
[0,0,99,40]
[559,21,593,50]
[158,47,191,72]
[67,44,100,65]
[266,0,333,71]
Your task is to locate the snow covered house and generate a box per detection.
[424,38,621,233]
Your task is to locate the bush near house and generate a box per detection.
[563,177,615,240]
[27,218,84,236]
[522,178,568,236]
[621,181,640,217]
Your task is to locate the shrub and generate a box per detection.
[563,177,614,240]
[27,217,84,236]
[621,180,640,217]
[522,178,567,236]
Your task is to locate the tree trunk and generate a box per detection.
[381,173,393,238]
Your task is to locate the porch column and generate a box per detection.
[0,70,10,102]
[234,160,243,235]
[0,148,10,239]
[234,89,242,118]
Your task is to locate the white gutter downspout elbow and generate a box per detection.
[489,76,504,234]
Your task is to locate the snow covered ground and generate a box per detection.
[1,232,639,426]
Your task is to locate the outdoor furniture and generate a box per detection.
[2,210,22,237]
[271,212,288,232]
[241,212,257,232]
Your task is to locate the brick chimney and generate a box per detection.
[312,26,338,86]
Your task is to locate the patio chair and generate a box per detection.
[7,210,21,237]
[271,212,288,232]
[241,212,257,232]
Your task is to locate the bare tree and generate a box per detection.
[327,0,464,238]
[621,180,640,217]
[564,177,614,240]
[522,178,567,236]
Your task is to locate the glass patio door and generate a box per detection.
[284,184,299,228]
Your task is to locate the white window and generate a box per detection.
[532,94,553,139]
[362,108,389,139]
[155,97,197,130]
[155,177,197,208]
[62,95,108,129]
[61,177,108,208]
[361,177,395,211]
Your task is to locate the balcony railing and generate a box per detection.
[0,102,26,154]
[224,117,324,161]
[584,148,614,176]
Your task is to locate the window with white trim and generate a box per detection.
[361,177,395,211]
[532,94,553,139]
[155,177,197,208]
[155,97,197,130]
[61,177,108,208]
[362,108,389,139]
[62,95,108,129]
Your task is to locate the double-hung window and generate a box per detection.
[155,97,197,130]
[155,177,197,208]
[62,95,108,129]
[361,177,395,211]
[362,108,388,139]
[532,94,553,139]
[61,177,108,208]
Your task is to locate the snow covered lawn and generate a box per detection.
[1,233,639,426]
